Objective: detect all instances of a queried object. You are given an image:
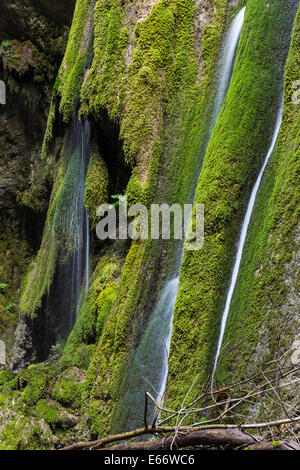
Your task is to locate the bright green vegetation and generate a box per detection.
[167,0,299,412]
[61,252,123,370]
[0,362,88,449]
[0,417,54,450]
[216,7,300,389]
[80,0,127,121]
[31,0,232,439]
[58,0,95,122]
[2,0,299,450]
[0,235,29,347]
[0,370,14,386]
[84,148,109,229]
[23,0,239,438]
[80,0,234,437]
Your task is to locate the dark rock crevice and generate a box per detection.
[0,0,76,356]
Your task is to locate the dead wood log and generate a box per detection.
[99,429,260,450]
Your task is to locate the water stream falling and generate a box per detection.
[115,7,246,431]
[157,6,246,401]
[209,7,246,134]
[55,120,91,328]
[212,102,283,376]
[36,119,91,356]
[156,6,246,403]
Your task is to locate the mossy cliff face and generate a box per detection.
[77,0,241,436]
[167,0,299,412]
[215,7,300,419]
[0,1,75,349]
[17,0,239,440]
[1,0,299,449]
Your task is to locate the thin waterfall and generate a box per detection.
[212,103,283,376]
[115,8,246,431]
[80,121,90,297]
[50,119,90,340]
[210,7,246,133]
[59,120,90,326]
[32,119,91,360]
[156,6,246,404]
[157,6,246,399]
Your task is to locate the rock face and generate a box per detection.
[7,317,35,372]
[166,0,299,411]
[0,0,75,349]
[0,0,75,39]
[0,0,299,450]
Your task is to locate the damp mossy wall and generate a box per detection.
[166,0,299,412]
[84,147,109,229]
[81,0,235,437]
[19,163,64,316]
[215,7,300,389]
[61,251,123,370]
[0,361,89,449]
[14,0,299,442]
[31,0,239,437]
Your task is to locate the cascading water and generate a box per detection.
[157,6,246,400]
[115,7,246,431]
[33,119,91,358]
[53,119,91,329]
[212,102,283,377]
[209,7,246,133]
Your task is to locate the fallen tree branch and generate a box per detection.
[60,428,155,451]
[61,415,300,451]
[99,429,260,450]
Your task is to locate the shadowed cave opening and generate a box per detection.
[30,114,131,362]
[91,114,131,200]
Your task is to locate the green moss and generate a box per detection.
[167,0,298,413]
[216,6,300,388]
[52,380,83,409]
[58,0,95,122]
[41,96,58,159]
[61,253,122,370]
[84,149,109,229]
[0,370,14,387]
[0,360,91,448]
[81,0,230,437]
[36,399,77,431]
[96,283,118,337]
[35,399,61,427]
[0,417,53,450]
[16,0,230,438]
[20,366,56,406]
[80,0,127,120]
